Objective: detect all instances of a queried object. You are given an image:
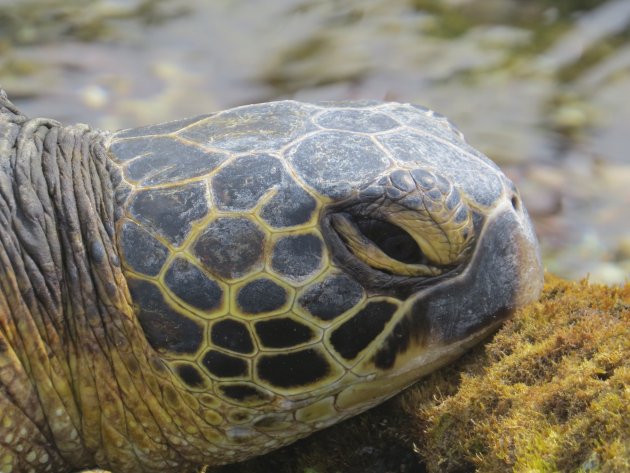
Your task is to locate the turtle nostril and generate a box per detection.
[511,195,520,212]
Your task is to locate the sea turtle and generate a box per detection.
[0,89,543,473]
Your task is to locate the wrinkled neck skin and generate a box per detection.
[0,93,215,472]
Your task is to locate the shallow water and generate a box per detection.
[1,0,629,283]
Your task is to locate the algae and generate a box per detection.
[215,276,629,473]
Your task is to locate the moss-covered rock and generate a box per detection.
[215,276,629,473]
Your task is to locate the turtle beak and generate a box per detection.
[406,195,544,345]
[507,195,545,308]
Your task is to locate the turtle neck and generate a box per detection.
[0,90,216,473]
[0,90,120,471]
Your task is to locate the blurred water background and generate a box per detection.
[1,0,629,284]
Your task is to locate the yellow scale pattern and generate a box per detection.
[108,146,410,454]
[103,100,491,462]
[115,174,403,396]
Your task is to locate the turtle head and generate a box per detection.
[105,100,543,456]
[319,158,543,412]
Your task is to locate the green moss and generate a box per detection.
[215,276,630,473]
[418,276,630,472]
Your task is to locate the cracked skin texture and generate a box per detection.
[0,101,212,472]
[0,90,545,473]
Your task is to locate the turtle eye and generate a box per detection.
[329,213,443,277]
[355,219,427,265]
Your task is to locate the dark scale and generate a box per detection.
[126,277,204,355]
[111,135,228,186]
[108,135,154,161]
[210,319,255,354]
[298,273,364,321]
[113,113,214,140]
[378,130,502,207]
[164,257,223,312]
[174,363,206,389]
[372,302,431,370]
[426,188,443,201]
[178,101,315,153]
[257,349,330,389]
[288,131,390,199]
[89,240,105,263]
[455,206,468,223]
[218,384,273,405]
[236,278,288,315]
[445,186,462,210]
[193,217,265,279]
[316,100,383,108]
[389,169,416,193]
[409,168,436,190]
[255,318,315,349]
[129,182,208,247]
[259,184,317,228]
[119,220,169,277]
[384,104,462,144]
[212,154,283,211]
[202,350,249,378]
[271,233,323,282]
[330,300,398,360]
[315,109,400,133]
